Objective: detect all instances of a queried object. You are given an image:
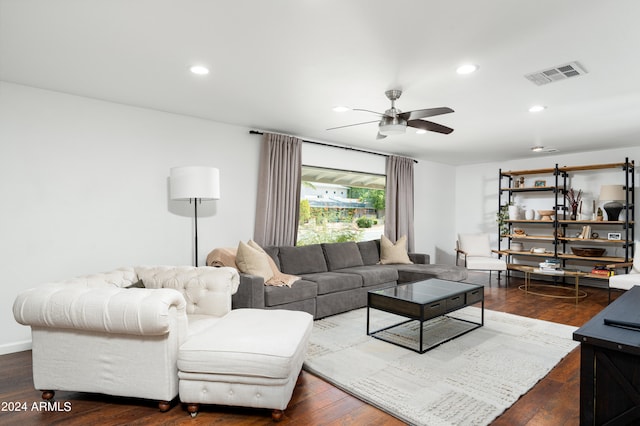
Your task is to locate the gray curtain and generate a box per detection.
[253,133,302,246]
[385,155,415,251]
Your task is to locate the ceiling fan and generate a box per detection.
[328,89,454,139]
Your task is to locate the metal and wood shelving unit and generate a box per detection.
[498,159,635,283]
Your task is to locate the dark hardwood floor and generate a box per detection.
[0,272,617,425]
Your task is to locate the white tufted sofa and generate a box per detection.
[13,265,240,412]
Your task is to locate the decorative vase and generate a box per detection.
[508,205,519,220]
[525,209,534,220]
[571,205,578,220]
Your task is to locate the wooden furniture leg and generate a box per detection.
[272,409,284,422]
[42,390,55,400]
[186,403,200,418]
[158,401,171,412]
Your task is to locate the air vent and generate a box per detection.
[525,61,588,86]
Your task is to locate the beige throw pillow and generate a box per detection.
[236,241,273,282]
[380,234,413,265]
[247,240,300,287]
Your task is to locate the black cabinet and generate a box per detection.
[573,285,640,425]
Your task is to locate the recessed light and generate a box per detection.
[531,146,544,152]
[415,129,427,134]
[189,65,210,75]
[456,64,478,75]
[529,105,546,113]
[332,106,350,112]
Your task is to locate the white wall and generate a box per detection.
[0,82,263,353]
[1,82,454,353]
[454,149,639,253]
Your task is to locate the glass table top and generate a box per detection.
[371,279,483,304]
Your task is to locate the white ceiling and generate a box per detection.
[2,0,640,165]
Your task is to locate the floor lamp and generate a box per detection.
[170,166,220,266]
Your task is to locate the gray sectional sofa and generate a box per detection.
[232,240,468,319]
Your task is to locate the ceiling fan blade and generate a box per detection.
[376,132,387,140]
[399,107,454,121]
[408,119,454,134]
[326,120,380,131]
[352,108,386,117]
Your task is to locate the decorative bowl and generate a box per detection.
[537,210,555,221]
[571,247,606,257]
[511,242,524,251]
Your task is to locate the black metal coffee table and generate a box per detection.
[367,279,484,353]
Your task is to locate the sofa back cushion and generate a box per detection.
[322,242,364,270]
[136,266,239,316]
[262,246,281,270]
[357,240,381,265]
[278,244,328,275]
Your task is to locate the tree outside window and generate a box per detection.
[297,167,385,246]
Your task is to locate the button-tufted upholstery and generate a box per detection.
[135,265,239,316]
[178,308,313,420]
[13,265,240,410]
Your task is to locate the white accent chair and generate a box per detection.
[607,241,640,302]
[456,233,507,282]
[13,266,239,411]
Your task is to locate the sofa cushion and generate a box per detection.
[380,235,413,265]
[262,246,281,269]
[236,241,273,282]
[394,264,468,282]
[357,240,381,265]
[125,279,145,289]
[178,309,313,379]
[248,241,300,287]
[263,279,318,307]
[322,242,364,271]
[335,265,398,287]
[300,272,362,295]
[278,245,328,275]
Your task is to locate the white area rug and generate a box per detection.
[303,307,579,426]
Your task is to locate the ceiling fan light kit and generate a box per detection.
[378,123,406,136]
[378,113,407,136]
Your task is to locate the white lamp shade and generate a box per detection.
[599,184,625,201]
[170,166,220,200]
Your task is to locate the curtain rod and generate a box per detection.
[249,130,418,163]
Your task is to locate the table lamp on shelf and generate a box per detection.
[599,184,626,221]
[170,166,220,266]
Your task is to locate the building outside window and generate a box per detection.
[297,166,385,245]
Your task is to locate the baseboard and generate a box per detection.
[0,340,32,355]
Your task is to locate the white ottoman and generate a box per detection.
[178,308,313,421]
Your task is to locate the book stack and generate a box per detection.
[591,265,614,277]
[539,258,561,271]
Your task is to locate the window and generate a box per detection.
[297,166,386,245]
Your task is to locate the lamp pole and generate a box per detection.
[193,198,199,266]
